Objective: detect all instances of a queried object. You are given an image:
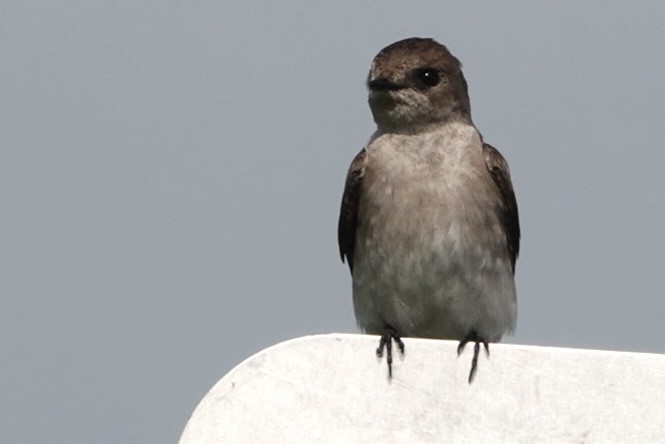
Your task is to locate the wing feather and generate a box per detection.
[337,148,367,274]
[483,143,520,272]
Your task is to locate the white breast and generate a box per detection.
[352,123,516,342]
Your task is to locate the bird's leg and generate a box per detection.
[457,330,490,384]
[376,325,405,378]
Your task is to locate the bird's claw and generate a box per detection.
[458,331,489,384]
[376,326,404,378]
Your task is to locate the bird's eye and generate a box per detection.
[417,69,441,87]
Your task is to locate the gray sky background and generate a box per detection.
[2,2,664,442]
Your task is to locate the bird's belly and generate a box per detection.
[352,198,516,342]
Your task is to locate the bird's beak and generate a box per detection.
[367,78,403,92]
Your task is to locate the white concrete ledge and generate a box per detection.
[180,334,665,443]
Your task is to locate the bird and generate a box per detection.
[337,38,520,383]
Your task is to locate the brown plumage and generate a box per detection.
[338,38,520,382]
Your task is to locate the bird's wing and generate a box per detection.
[483,143,520,272]
[337,148,367,274]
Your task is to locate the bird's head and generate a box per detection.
[367,38,472,133]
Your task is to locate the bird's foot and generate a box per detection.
[457,331,490,384]
[376,326,405,378]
